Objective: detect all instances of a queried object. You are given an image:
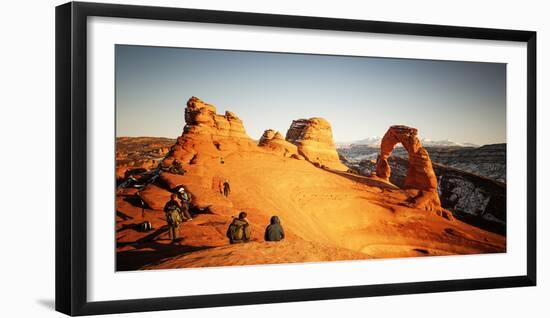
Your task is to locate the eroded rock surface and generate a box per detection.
[286,118,347,171]
[183,96,249,139]
[347,156,505,233]
[376,125,438,191]
[258,129,298,157]
[165,96,257,166]
[116,101,506,271]
[375,125,442,213]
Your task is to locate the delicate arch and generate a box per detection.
[375,125,438,192]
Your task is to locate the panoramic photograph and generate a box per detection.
[114,45,507,271]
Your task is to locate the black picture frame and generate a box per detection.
[55,1,537,316]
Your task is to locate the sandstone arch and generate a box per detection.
[375,125,438,192]
[375,125,447,214]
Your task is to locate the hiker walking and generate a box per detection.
[223,180,231,197]
[226,212,250,244]
[163,194,183,243]
[264,215,285,242]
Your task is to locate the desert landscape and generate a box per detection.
[115,96,506,271]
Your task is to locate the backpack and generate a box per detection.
[166,205,183,226]
[226,220,249,242]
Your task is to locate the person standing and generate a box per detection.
[223,180,231,197]
[163,194,183,243]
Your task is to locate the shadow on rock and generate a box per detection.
[117,241,212,271]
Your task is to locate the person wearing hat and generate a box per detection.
[176,186,193,221]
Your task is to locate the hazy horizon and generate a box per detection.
[116,45,506,145]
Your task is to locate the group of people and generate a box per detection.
[226,212,285,244]
[163,187,193,242]
[162,180,285,245]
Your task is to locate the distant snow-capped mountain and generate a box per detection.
[337,137,478,148]
[420,139,479,148]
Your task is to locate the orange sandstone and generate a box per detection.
[286,118,348,171]
[116,98,504,270]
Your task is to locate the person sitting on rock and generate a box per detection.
[264,215,285,242]
[226,212,250,244]
[163,194,184,243]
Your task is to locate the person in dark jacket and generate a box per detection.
[223,180,231,197]
[226,212,250,244]
[163,194,183,242]
[264,215,285,242]
[163,194,181,216]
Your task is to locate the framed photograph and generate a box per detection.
[55,1,536,316]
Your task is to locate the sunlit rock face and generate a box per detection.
[258,129,298,157]
[183,96,249,139]
[375,125,443,213]
[286,118,348,171]
[165,96,257,166]
[376,125,438,191]
[115,99,508,271]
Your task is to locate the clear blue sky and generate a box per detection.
[116,45,506,145]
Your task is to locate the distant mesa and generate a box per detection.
[286,118,348,171]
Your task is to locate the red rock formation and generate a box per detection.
[165,96,256,167]
[116,103,507,270]
[183,96,249,139]
[258,129,298,157]
[375,125,442,212]
[286,118,347,171]
[143,97,255,214]
[376,126,437,190]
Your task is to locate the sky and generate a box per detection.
[115,45,506,145]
